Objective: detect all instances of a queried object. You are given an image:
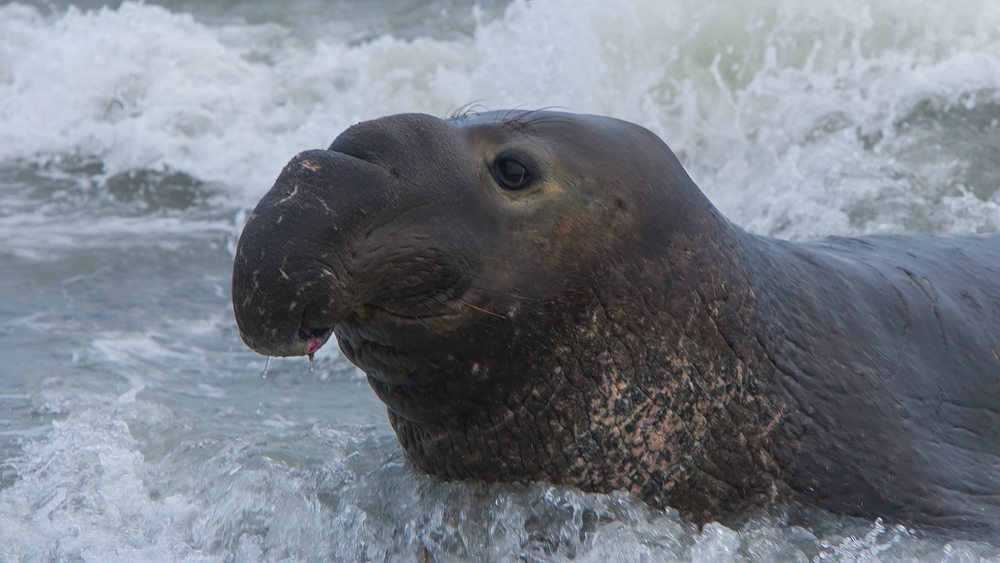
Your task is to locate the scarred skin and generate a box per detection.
[231,111,1000,533]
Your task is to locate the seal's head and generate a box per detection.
[233,111,770,520]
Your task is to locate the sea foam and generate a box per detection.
[3,0,1000,238]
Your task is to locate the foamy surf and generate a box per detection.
[3,0,1000,236]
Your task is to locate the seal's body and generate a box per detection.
[231,111,1000,532]
[753,234,1000,531]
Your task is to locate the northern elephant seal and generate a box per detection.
[231,110,1000,533]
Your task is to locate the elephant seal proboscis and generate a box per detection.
[231,110,1000,533]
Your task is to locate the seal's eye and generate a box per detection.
[493,157,531,190]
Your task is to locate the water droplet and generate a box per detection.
[308,353,314,372]
[261,356,271,379]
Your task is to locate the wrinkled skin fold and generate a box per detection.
[232,110,1000,534]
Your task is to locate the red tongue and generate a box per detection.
[301,325,321,355]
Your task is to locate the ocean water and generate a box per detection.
[2,0,1000,561]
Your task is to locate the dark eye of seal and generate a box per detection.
[493,156,531,190]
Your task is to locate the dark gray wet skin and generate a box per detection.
[232,110,1000,536]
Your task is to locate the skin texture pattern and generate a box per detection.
[231,110,1000,533]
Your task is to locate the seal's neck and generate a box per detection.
[387,210,791,523]
[563,217,788,521]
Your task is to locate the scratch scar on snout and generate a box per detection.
[301,160,322,172]
[279,185,299,203]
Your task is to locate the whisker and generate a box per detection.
[501,106,574,132]
[456,298,508,319]
[447,100,490,120]
[466,283,532,301]
[497,105,535,126]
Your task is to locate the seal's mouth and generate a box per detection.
[325,296,495,424]
[334,322,473,424]
[357,302,465,329]
[333,304,462,380]
[297,323,332,357]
